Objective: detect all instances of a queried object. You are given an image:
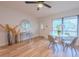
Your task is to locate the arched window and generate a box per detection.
[20,20,31,32]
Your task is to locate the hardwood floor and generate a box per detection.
[0,37,79,57]
[0,37,53,57]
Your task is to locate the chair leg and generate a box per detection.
[63,45,65,52]
[64,46,68,52]
[71,48,74,57]
[71,47,77,57]
[73,48,77,56]
[48,42,52,48]
[66,47,68,56]
[52,44,55,54]
[55,44,59,52]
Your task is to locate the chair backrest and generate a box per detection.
[48,35,55,43]
[55,36,64,45]
[71,37,78,46]
[59,39,64,45]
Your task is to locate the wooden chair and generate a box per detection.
[55,36,65,52]
[48,35,59,51]
[48,35,56,47]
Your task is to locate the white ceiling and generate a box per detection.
[0,1,79,18]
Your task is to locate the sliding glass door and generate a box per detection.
[52,16,78,41]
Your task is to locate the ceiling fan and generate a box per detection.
[25,1,52,10]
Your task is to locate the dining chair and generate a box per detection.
[64,37,78,56]
[55,36,65,52]
[48,35,56,47]
[48,35,59,53]
[55,37,64,45]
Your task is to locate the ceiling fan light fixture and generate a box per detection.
[38,3,43,8]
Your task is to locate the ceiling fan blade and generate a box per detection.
[43,3,51,8]
[25,1,38,4]
[25,1,44,4]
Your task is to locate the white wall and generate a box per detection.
[39,7,79,39]
[0,6,39,46]
[0,6,79,46]
[39,18,52,39]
